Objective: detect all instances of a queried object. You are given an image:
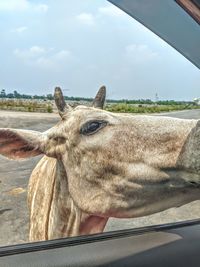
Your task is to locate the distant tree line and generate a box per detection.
[108,99,194,105]
[0,89,194,105]
[0,89,54,100]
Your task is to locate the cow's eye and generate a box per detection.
[80,120,107,135]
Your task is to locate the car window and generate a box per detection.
[0,0,200,247]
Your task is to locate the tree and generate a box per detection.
[0,89,6,98]
[7,93,14,98]
[46,94,53,100]
[13,90,20,98]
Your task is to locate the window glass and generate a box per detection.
[0,0,200,246]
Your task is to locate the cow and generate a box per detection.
[0,86,199,241]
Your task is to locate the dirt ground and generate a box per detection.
[0,110,199,246]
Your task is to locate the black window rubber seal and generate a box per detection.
[0,218,199,257]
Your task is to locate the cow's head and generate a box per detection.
[0,87,199,223]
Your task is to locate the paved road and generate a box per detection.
[0,110,199,246]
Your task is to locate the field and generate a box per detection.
[0,98,200,114]
[0,109,199,246]
[106,103,200,113]
[0,99,53,113]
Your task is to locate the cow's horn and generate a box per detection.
[92,86,106,109]
[54,87,71,117]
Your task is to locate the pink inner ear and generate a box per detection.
[0,129,42,159]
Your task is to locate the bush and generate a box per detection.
[0,99,54,113]
[105,103,200,114]
[47,105,53,113]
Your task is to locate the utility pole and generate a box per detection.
[155,92,159,103]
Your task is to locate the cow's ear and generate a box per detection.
[0,128,45,160]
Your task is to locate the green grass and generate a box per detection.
[0,99,199,114]
[105,103,200,113]
[0,99,53,113]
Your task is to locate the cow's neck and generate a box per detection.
[29,157,108,241]
[47,159,108,240]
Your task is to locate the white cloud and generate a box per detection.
[53,50,71,61]
[14,46,47,60]
[125,44,158,63]
[76,13,95,25]
[12,26,28,33]
[34,4,48,13]
[29,46,46,54]
[14,46,71,70]
[0,0,48,12]
[14,48,30,60]
[98,5,125,17]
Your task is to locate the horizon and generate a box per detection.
[0,88,196,102]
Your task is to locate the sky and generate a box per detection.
[0,0,200,101]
